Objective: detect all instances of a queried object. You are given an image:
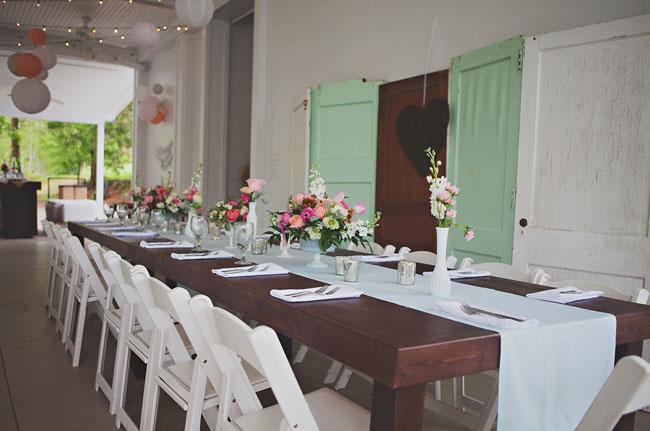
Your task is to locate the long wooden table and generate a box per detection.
[69,222,650,430]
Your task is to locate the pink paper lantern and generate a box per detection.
[138,96,160,122]
[11,79,51,114]
[132,22,160,49]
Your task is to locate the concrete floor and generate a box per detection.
[0,235,648,430]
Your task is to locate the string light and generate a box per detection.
[176,26,181,31]
[16,22,20,27]
[36,2,41,7]
[42,27,47,31]
[120,35,125,40]
[99,39,103,44]
[17,41,22,47]
[67,27,72,33]
[98,0,103,4]
[113,28,118,33]
[92,28,97,33]
[65,41,70,46]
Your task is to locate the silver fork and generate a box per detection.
[288,285,331,298]
[222,264,260,274]
[459,303,526,322]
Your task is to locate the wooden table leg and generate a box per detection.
[371,381,426,431]
[614,341,643,431]
[278,333,292,360]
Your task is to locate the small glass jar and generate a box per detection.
[251,238,268,255]
[335,256,350,276]
[343,259,361,282]
[397,261,417,285]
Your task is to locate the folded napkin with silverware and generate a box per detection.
[434,301,538,329]
[112,230,156,238]
[80,220,113,225]
[172,250,234,260]
[211,263,289,278]
[526,287,603,304]
[140,240,194,249]
[270,284,363,303]
[423,268,491,279]
[351,254,404,263]
[97,225,140,231]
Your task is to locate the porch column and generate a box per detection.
[96,122,105,206]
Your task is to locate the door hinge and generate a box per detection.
[511,188,517,209]
[516,50,523,71]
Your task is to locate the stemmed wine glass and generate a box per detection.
[151,209,165,234]
[103,203,115,221]
[116,204,128,225]
[190,215,209,252]
[135,207,148,227]
[233,222,254,265]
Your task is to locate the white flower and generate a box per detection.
[156,202,164,209]
[332,205,347,218]
[323,216,339,230]
[431,201,446,219]
[307,226,321,240]
[194,194,202,205]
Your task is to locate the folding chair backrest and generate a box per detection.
[201,300,318,430]
[470,262,530,282]
[347,241,384,255]
[577,355,650,431]
[86,241,125,308]
[66,236,107,307]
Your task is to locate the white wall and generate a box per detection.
[259,0,650,210]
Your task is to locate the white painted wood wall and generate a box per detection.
[513,14,650,296]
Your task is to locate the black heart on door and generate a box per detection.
[395,98,449,176]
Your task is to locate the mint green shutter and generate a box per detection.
[309,79,382,218]
[447,37,524,264]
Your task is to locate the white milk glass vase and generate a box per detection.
[300,238,328,268]
[429,227,451,297]
[248,201,258,237]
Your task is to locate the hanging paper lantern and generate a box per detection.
[175,0,214,27]
[150,107,166,125]
[135,85,149,101]
[137,96,159,122]
[11,79,51,114]
[7,53,21,77]
[32,45,57,70]
[15,53,43,78]
[28,28,46,46]
[35,69,48,81]
[131,21,160,49]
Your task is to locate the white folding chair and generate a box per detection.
[576,355,650,431]
[404,250,458,270]
[549,279,649,305]
[129,268,222,431]
[346,240,385,255]
[41,219,57,309]
[61,235,107,367]
[48,226,73,332]
[189,294,370,430]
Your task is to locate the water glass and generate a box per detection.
[343,259,361,282]
[251,238,268,255]
[116,204,128,225]
[103,203,114,220]
[233,222,255,265]
[335,256,351,275]
[190,215,209,251]
[151,209,165,233]
[397,261,416,285]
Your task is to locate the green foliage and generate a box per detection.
[43,121,97,178]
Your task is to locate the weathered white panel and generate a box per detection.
[533,34,650,235]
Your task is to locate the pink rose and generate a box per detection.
[300,207,315,222]
[144,195,153,204]
[292,193,304,205]
[314,204,327,219]
[240,193,250,204]
[449,185,460,195]
[446,208,457,219]
[185,192,194,201]
[334,191,345,203]
[226,209,240,223]
[464,229,475,241]
[246,178,266,193]
[227,200,238,207]
[353,203,366,215]
[190,186,198,194]
[437,191,452,203]
[281,211,291,225]
[289,215,304,228]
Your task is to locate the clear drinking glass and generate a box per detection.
[135,207,148,226]
[151,209,165,233]
[190,215,209,251]
[233,221,254,265]
[103,203,114,220]
[116,204,128,225]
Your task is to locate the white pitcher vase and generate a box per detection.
[429,227,451,297]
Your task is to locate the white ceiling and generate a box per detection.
[0,50,134,124]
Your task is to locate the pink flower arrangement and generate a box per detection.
[239,177,265,203]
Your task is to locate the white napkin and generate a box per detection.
[526,287,603,304]
[422,268,491,279]
[80,220,112,225]
[351,254,404,263]
[172,250,234,260]
[212,263,289,278]
[112,230,157,238]
[270,285,363,303]
[140,240,194,249]
[97,225,139,231]
[434,300,538,329]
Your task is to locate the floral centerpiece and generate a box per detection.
[239,177,265,236]
[425,147,474,296]
[267,165,380,266]
[179,165,203,216]
[208,198,249,246]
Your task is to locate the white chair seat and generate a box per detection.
[232,388,370,431]
[158,361,220,410]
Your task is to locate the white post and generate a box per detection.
[96,122,105,206]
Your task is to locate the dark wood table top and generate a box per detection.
[69,221,650,389]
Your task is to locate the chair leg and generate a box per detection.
[476,380,498,431]
[324,360,343,384]
[72,292,90,367]
[334,366,354,390]
[61,286,76,345]
[185,363,208,431]
[44,264,55,308]
[55,278,69,335]
[49,272,61,320]
[95,318,110,391]
[293,344,309,364]
[140,333,164,431]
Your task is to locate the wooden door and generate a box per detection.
[513,15,650,295]
[375,71,449,252]
[447,37,524,264]
[309,79,382,218]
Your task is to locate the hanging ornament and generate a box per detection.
[150,107,166,125]
[11,79,51,114]
[132,21,160,49]
[15,53,43,78]
[28,28,47,46]
[32,45,57,70]
[137,96,160,122]
[7,53,21,77]
[175,0,214,27]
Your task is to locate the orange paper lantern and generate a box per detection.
[150,107,166,125]
[28,28,46,46]
[15,53,43,78]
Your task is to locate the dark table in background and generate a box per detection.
[69,222,650,431]
[0,181,41,238]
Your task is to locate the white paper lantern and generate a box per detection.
[132,21,160,49]
[7,53,21,77]
[32,45,57,70]
[138,96,159,122]
[35,69,48,81]
[175,0,214,27]
[135,85,150,101]
[11,79,51,114]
